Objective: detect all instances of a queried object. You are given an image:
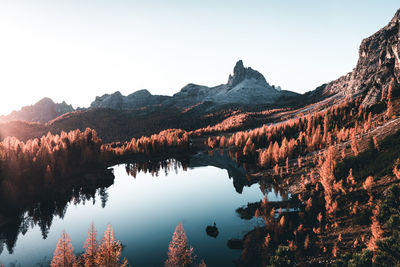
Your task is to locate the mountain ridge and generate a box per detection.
[1,8,400,143]
[0,97,74,124]
[90,60,294,111]
[323,8,400,107]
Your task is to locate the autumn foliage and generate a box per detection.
[205,97,374,174]
[51,231,76,267]
[102,129,189,159]
[0,128,104,204]
[165,223,194,267]
[51,224,127,267]
[0,128,190,207]
[82,223,98,267]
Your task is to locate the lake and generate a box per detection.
[0,154,283,266]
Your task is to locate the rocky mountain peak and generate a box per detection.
[36,97,55,107]
[233,59,245,74]
[391,8,400,23]
[323,8,400,107]
[0,98,74,123]
[128,89,152,98]
[90,89,170,110]
[227,60,268,88]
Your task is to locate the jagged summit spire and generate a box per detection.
[233,60,245,74]
[227,60,267,88]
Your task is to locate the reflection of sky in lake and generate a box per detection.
[1,164,271,266]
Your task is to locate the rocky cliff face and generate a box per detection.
[0,98,74,123]
[324,9,400,107]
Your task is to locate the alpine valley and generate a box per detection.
[1,7,400,267]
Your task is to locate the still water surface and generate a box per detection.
[1,161,282,266]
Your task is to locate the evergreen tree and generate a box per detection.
[165,223,194,267]
[95,224,126,267]
[51,231,76,267]
[82,223,98,267]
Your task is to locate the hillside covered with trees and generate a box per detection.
[1,7,400,267]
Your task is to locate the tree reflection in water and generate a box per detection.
[0,154,289,262]
[0,169,114,255]
[0,158,191,256]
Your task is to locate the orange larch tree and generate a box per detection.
[165,223,194,267]
[82,223,99,267]
[51,231,76,267]
[95,224,127,267]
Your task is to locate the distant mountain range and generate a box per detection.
[1,8,399,143]
[0,59,296,124]
[0,98,74,124]
[90,59,297,111]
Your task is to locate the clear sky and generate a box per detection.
[0,0,399,115]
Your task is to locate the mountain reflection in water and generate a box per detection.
[0,152,287,266]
